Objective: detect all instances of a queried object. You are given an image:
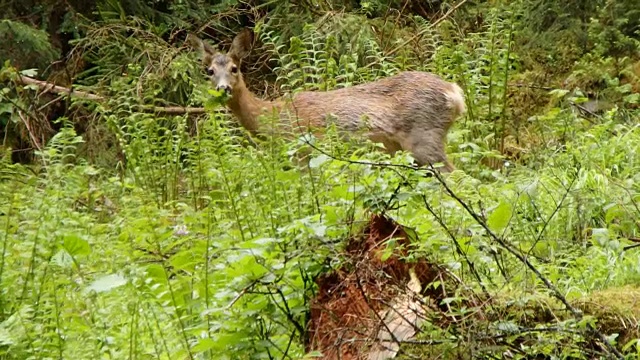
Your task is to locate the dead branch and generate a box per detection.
[16,75,207,115]
[18,75,104,101]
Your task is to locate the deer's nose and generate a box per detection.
[216,84,232,94]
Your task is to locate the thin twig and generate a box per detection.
[225,280,258,309]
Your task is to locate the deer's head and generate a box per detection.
[190,29,254,95]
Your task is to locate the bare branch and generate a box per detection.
[15,75,207,115]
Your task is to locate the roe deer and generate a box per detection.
[190,28,465,172]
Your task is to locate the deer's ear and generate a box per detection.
[228,28,254,62]
[187,33,217,57]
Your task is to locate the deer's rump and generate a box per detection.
[281,71,461,136]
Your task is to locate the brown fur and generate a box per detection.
[190,29,466,171]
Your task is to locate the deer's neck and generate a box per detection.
[227,79,278,134]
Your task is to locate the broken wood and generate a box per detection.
[16,75,207,115]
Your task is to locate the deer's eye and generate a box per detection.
[205,68,214,76]
[231,65,238,74]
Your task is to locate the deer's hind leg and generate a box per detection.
[368,133,403,156]
[401,128,454,172]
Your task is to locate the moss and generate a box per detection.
[397,286,640,358]
[574,286,640,345]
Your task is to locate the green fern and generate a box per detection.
[0,20,60,72]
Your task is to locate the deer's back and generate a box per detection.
[283,71,458,134]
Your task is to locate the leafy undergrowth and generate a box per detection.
[1,1,640,357]
[1,100,640,358]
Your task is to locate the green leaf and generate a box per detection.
[623,93,639,104]
[86,274,127,293]
[20,68,38,77]
[591,228,609,246]
[577,315,597,330]
[487,201,513,233]
[621,338,640,352]
[395,192,413,201]
[170,251,197,272]
[63,234,91,256]
[308,154,331,168]
[51,250,74,268]
[548,88,569,98]
[0,102,13,114]
[207,88,226,97]
[192,338,216,353]
[0,327,14,346]
[495,321,519,333]
[404,226,419,243]
[304,351,325,358]
[309,222,326,237]
[145,264,168,284]
[616,83,632,94]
